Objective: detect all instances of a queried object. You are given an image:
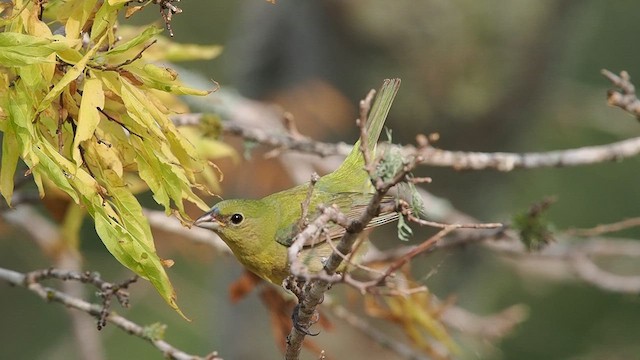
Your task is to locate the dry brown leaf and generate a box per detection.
[228,270,262,303]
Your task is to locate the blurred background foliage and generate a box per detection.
[2,0,640,359]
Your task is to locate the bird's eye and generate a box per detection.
[230,213,244,225]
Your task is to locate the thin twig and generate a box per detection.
[566,217,640,237]
[0,267,222,360]
[602,69,640,119]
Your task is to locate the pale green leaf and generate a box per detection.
[92,210,186,318]
[1,121,19,205]
[0,32,50,48]
[8,82,36,155]
[90,1,122,42]
[101,168,155,250]
[31,144,79,203]
[104,26,163,57]
[164,43,223,62]
[125,64,213,96]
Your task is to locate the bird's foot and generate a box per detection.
[291,303,320,336]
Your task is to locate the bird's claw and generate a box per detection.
[292,304,320,336]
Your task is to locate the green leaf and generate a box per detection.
[31,143,79,203]
[0,32,57,66]
[93,210,186,318]
[131,136,179,213]
[123,64,213,96]
[1,121,20,206]
[8,82,36,157]
[90,1,122,42]
[512,198,556,251]
[119,77,166,139]
[103,26,163,57]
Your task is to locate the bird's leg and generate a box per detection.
[291,303,320,336]
[284,275,322,336]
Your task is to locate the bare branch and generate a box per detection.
[410,138,640,171]
[568,239,640,294]
[0,266,222,360]
[441,303,529,340]
[566,217,640,237]
[172,115,640,172]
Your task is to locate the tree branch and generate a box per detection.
[0,266,222,360]
[172,119,640,172]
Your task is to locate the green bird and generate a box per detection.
[194,79,401,284]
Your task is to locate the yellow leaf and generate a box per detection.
[21,2,52,38]
[107,0,132,5]
[38,33,107,113]
[61,204,85,249]
[64,0,99,40]
[96,120,137,172]
[73,77,105,165]
[86,137,124,179]
[164,43,223,62]
[116,25,223,63]
[20,4,56,83]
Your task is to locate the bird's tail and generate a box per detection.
[323,78,401,193]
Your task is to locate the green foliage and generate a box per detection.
[513,198,556,251]
[0,0,228,316]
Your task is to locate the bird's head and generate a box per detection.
[194,199,273,251]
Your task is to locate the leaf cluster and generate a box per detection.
[0,0,227,316]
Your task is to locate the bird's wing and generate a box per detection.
[303,193,399,247]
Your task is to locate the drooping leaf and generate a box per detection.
[64,0,99,40]
[93,209,186,318]
[73,77,105,165]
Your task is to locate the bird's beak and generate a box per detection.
[194,210,224,231]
